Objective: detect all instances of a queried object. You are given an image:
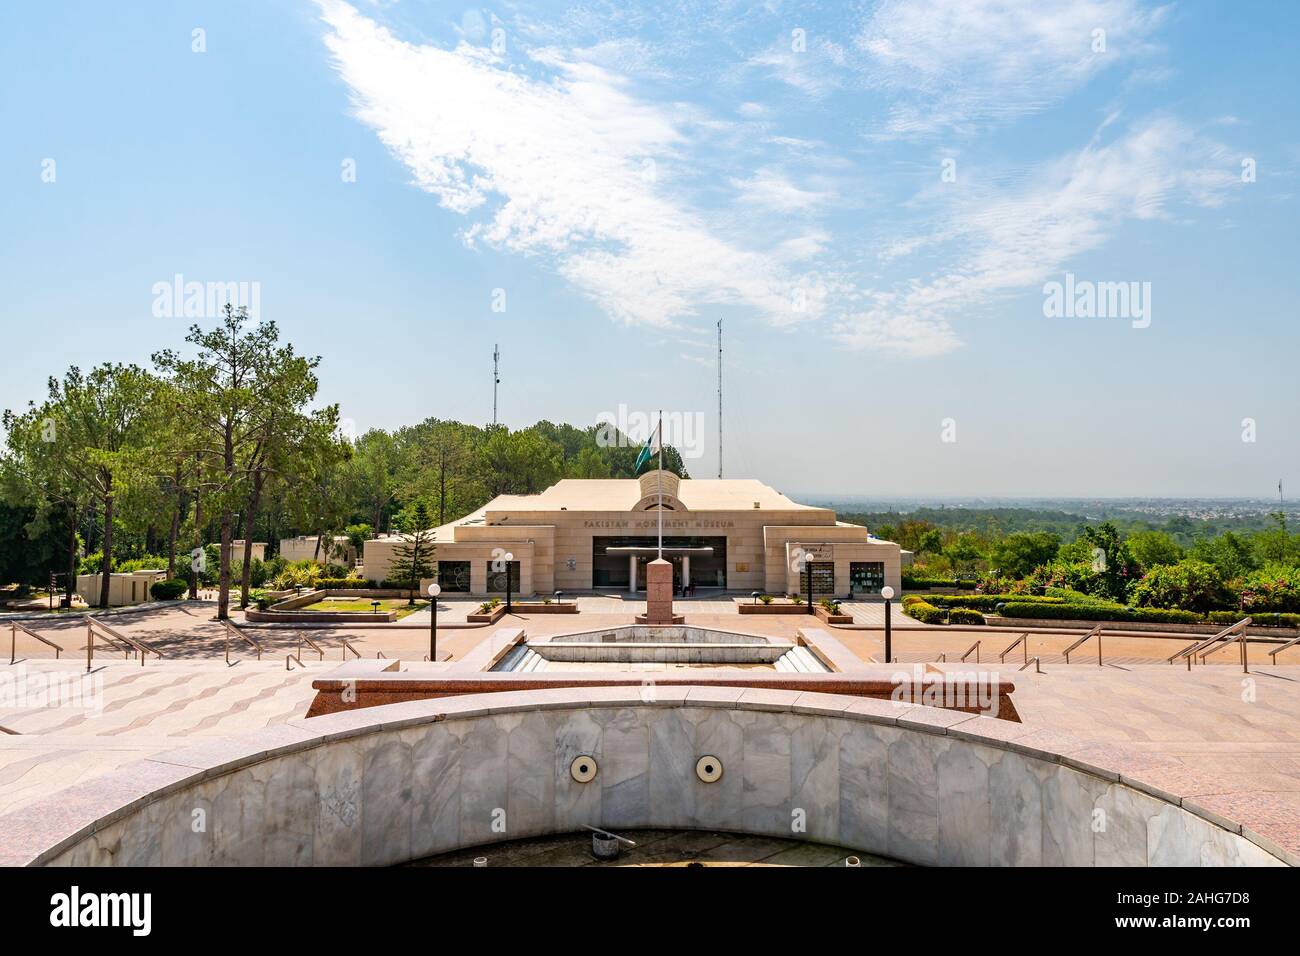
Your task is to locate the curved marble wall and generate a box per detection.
[0,687,1285,867]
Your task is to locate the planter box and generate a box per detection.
[739,603,817,615]
[509,603,579,614]
[816,606,853,624]
[467,605,507,624]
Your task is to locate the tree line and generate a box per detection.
[0,306,688,615]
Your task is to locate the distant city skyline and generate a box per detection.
[2,1,1297,497]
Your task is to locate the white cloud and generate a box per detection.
[317,1,812,328]
[836,116,1238,355]
[730,167,834,212]
[857,0,1167,136]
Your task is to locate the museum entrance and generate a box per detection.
[592,536,728,591]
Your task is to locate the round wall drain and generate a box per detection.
[570,755,598,783]
[695,755,723,783]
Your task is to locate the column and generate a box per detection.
[630,554,638,593]
[682,555,690,593]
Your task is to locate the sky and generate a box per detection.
[1,0,1297,499]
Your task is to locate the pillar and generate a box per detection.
[630,554,638,593]
[682,555,690,592]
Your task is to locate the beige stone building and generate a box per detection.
[76,570,168,607]
[361,471,900,598]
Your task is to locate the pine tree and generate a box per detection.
[389,500,436,604]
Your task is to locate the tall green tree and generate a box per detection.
[388,500,436,603]
[154,305,338,618]
[2,364,155,607]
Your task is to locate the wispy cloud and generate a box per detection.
[836,116,1238,355]
[856,0,1167,136]
[317,1,816,328]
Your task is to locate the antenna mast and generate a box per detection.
[493,344,500,427]
[717,318,723,479]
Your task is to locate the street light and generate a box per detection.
[751,591,760,605]
[503,552,514,613]
[881,585,895,663]
[427,582,441,662]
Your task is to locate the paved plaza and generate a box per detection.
[2,594,1299,859]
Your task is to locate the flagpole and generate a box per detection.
[657,410,663,560]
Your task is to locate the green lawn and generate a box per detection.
[304,598,429,619]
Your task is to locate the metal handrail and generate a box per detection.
[221,619,263,663]
[960,640,980,663]
[1063,624,1104,665]
[297,634,325,661]
[341,638,361,660]
[1167,618,1251,670]
[999,633,1029,664]
[285,652,302,671]
[1019,656,1042,674]
[10,621,64,663]
[376,651,387,659]
[935,652,946,662]
[1269,633,1300,664]
[86,616,165,670]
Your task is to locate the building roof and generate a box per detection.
[482,476,821,514]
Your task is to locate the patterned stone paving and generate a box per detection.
[2,596,1299,858]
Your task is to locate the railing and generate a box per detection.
[86,616,165,671]
[297,634,325,661]
[935,652,946,662]
[960,640,981,664]
[1268,633,1300,665]
[1063,624,1104,665]
[1019,656,1042,674]
[285,653,302,671]
[341,638,361,660]
[1167,618,1251,672]
[10,621,64,663]
[998,633,1029,665]
[221,619,263,663]
[375,651,387,659]
[11,621,65,663]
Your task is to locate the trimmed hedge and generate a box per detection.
[922,594,1065,610]
[1208,610,1300,628]
[903,599,947,624]
[149,579,188,600]
[902,576,977,590]
[315,577,369,589]
[998,602,1201,624]
[948,608,985,625]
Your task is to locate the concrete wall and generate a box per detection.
[3,688,1284,868]
[74,571,166,607]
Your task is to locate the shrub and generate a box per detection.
[1236,566,1300,614]
[998,602,1201,624]
[316,577,368,589]
[149,579,187,600]
[1208,610,1300,628]
[903,599,947,624]
[1130,560,1232,612]
[948,608,985,625]
[759,594,774,605]
[819,598,842,614]
[923,594,1065,610]
[902,575,976,590]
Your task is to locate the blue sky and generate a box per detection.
[1,1,1297,498]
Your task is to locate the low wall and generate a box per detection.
[0,687,1286,867]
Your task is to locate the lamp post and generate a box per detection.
[503,552,514,614]
[427,582,441,662]
[805,555,814,615]
[881,585,895,663]
[751,591,759,605]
